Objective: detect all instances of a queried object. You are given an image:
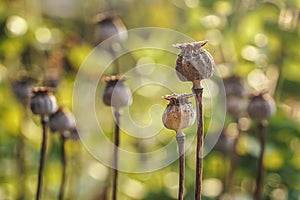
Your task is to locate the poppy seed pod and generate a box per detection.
[93,11,127,44]
[224,75,244,97]
[102,76,132,109]
[30,87,58,115]
[12,75,36,106]
[224,76,245,119]
[247,92,276,121]
[49,107,76,133]
[174,40,214,82]
[162,94,196,132]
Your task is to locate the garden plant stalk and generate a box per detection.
[36,115,48,200]
[176,134,185,200]
[254,122,266,200]
[112,109,120,200]
[192,81,204,200]
[59,134,67,200]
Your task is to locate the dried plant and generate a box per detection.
[173,40,215,200]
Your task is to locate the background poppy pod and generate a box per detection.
[102,76,132,109]
[49,107,76,133]
[30,87,58,115]
[247,93,276,121]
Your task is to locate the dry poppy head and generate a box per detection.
[162,93,196,133]
[174,40,214,82]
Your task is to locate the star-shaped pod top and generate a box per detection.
[174,40,215,82]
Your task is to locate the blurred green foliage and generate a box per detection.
[1,0,300,199]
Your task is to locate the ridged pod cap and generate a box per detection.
[247,92,276,121]
[30,87,58,115]
[102,76,132,109]
[162,93,196,132]
[174,40,214,81]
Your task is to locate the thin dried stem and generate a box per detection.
[17,105,30,200]
[254,122,266,200]
[59,134,67,200]
[176,133,185,200]
[227,119,241,192]
[16,134,26,200]
[192,81,204,200]
[112,109,120,200]
[36,115,48,200]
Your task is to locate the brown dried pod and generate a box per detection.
[49,107,76,134]
[12,75,36,106]
[93,11,127,44]
[247,92,276,121]
[174,40,214,82]
[30,87,58,115]
[102,76,132,109]
[162,93,196,134]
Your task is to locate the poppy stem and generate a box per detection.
[36,115,48,200]
[254,121,266,200]
[59,134,67,200]
[112,109,120,200]
[192,81,204,200]
[176,132,185,200]
[227,119,241,192]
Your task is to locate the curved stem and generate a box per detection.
[36,115,48,200]
[192,81,204,200]
[254,122,266,200]
[59,134,67,200]
[112,109,120,200]
[176,132,185,200]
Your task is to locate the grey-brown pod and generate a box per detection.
[174,40,214,82]
[49,107,76,133]
[102,76,132,109]
[247,92,276,121]
[12,75,36,106]
[93,11,127,44]
[162,93,196,132]
[224,75,244,97]
[30,87,57,115]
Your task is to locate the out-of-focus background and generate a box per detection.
[1,0,300,199]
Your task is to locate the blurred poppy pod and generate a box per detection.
[247,92,276,121]
[12,75,36,106]
[30,87,58,115]
[49,107,76,134]
[224,75,245,119]
[224,75,244,97]
[162,93,196,132]
[93,11,127,44]
[174,40,214,82]
[102,76,132,109]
